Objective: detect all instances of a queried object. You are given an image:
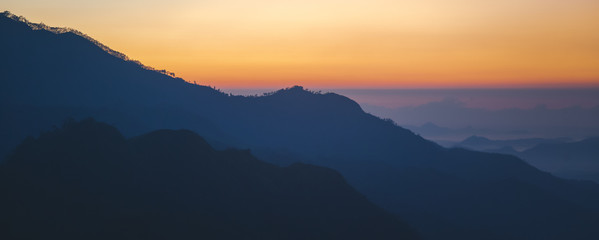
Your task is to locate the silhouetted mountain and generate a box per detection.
[0,119,418,240]
[518,137,599,183]
[3,12,599,240]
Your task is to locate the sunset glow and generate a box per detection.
[4,0,599,88]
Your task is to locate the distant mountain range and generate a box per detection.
[454,136,599,183]
[519,138,599,183]
[0,119,418,239]
[2,11,599,240]
[362,96,599,141]
[456,135,573,152]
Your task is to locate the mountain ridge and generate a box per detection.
[0,10,175,77]
[518,137,599,183]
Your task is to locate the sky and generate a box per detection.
[3,0,599,88]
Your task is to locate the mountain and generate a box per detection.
[3,11,599,239]
[518,137,599,183]
[0,119,418,240]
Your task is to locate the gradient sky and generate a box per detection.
[4,0,599,88]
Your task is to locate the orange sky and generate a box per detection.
[4,0,599,88]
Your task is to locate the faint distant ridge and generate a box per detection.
[460,135,496,146]
[0,10,175,77]
[518,137,599,183]
[457,135,573,152]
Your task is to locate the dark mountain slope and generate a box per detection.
[2,12,599,239]
[0,119,418,240]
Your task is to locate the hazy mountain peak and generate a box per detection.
[462,135,491,144]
